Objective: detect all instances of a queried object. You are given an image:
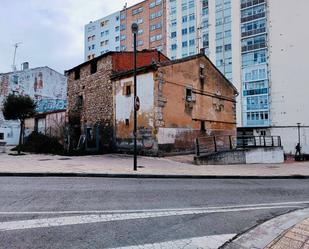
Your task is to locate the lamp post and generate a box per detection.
[132,23,138,171]
[295,122,302,159]
[297,123,301,146]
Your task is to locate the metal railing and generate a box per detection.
[237,136,282,148]
[195,135,282,156]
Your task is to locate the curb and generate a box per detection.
[0,172,309,179]
[221,207,309,249]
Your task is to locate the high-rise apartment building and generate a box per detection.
[120,0,167,54]
[84,0,309,153]
[84,11,121,61]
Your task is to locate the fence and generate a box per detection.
[195,135,282,156]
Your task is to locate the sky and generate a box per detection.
[0,0,139,74]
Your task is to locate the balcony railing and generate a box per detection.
[241,12,266,23]
[242,42,267,52]
[241,27,266,38]
[241,0,266,9]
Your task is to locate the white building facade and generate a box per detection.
[0,66,67,145]
[84,11,121,61]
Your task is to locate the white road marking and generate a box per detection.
[107,234,236,249]
[0,200,308,215]
[0,205,303,232]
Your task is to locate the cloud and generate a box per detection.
[0,0,139,74]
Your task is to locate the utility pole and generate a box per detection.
[132,23,138,171]
[12,42,22,72]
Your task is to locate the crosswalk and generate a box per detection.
[0,201,308,248]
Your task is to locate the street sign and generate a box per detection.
[135,96,140,111]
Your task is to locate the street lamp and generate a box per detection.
[132,23,138,171]
[295,123,302,158]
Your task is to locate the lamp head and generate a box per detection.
[131,23,138,34]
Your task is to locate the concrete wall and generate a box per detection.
[267,0,309,154]
[195,147,284,165]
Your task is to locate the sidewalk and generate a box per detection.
[0,152,308,178]
[265,218,309,249]
[223,208,309,249]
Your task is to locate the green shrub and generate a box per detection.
[13,132,64,155]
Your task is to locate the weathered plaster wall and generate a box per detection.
[114,72,157,153]
[155,55,237,153]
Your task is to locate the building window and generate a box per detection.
[135,18,143,24]
[185,87,193,102]
[100,20,109,27]
[171,31,177,38]
[115,36,120,42]
[123,82,132,96]
[189,26,195,33]
[78,95,83,108]
[189,39,195,46]
[74,68,80,80]
[115,26,120,32]
[200,121,206,132]
[90,61,97,74]
[125,119,130,126]
[150,10,162,20]
[137,40,144,46]
[120,24,126,31]
[132,7,143,15]
[171,44,177,50]
[182,28,188,35]
[182,41,188,47]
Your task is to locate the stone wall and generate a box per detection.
[67,55,114,152]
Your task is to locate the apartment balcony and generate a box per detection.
[241,12,266,23]
[241,42,267,53]
[241,0,266,9]
[246,119,269,127]
[241,27,266,38]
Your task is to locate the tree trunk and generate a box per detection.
[18,120,24,155]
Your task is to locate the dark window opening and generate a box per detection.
[78,95,83,108]
[200,121,206,132]
[186,87,193,102]
[0,133,4,140]
[200,66,204,76]
[125,119,130,126]
[90,61,97,74]
[74,68,80,80]
[125,85,131,96]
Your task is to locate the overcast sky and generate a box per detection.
[0,0,139,74]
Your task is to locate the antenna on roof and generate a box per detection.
[12,42,22,72]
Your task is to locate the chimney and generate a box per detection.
[21,62,29,70]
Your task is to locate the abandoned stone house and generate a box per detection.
[112,52,238,155]
[65,50,169,152]
[66,50,238,155]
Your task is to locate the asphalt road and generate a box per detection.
[0,177,308,249]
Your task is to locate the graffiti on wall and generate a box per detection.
[36,99,67,113]
[0,67,67,119]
